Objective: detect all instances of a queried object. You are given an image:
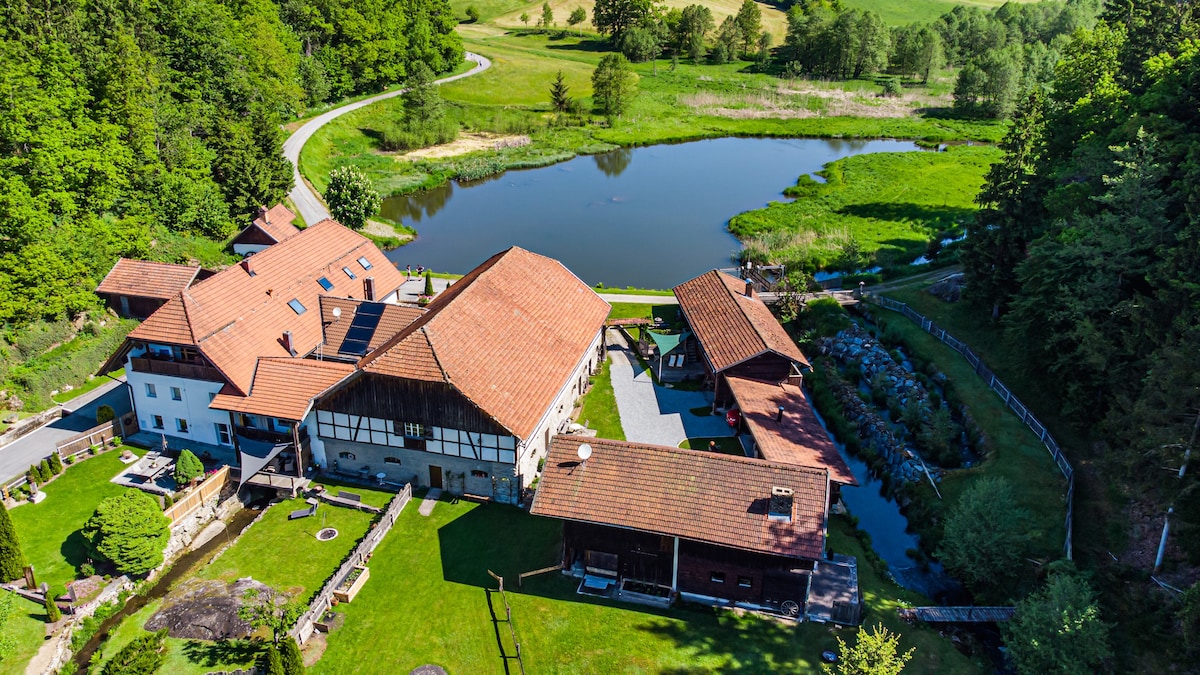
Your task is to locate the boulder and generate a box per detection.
[145,578,270,640]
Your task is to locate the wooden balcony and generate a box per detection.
[130,356,224,382]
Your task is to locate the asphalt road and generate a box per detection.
[282,52,492,226]
[0,379,132,483]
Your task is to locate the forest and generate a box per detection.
[0,0,461,328]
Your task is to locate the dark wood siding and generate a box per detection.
[563,521,673,584]
[318,373,511,438]
[678,539,810,605]
[102,294,166,319]
[714,353,795,406]
[230,225,278,246]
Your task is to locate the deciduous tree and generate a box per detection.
[325,167,381,231]
[825,623,914,674]
[1002,564,1111,675]
[592,0,654,42]
[568,7,587,35]
[591,54,638,116]
[935,477,1029,595]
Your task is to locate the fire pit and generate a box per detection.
[316,528,339,541]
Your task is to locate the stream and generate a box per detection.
[70,497,267,673]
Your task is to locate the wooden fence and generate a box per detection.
[487,570,526,675]
[54,419,119,456]
[290,483,412,644]
[165,466,232,526]
[866,295,1075,560]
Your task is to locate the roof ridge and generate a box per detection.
[582,436,829,476]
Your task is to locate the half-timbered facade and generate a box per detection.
[313,246,610,504]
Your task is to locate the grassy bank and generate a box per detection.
[578,356,624,440]
[730,145,1001,271]
[300,31,1004,201]
[1,317,137,412]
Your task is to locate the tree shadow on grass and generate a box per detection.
[62,529,90,572]
[837,203,977,226]
[181,638,263,668]
[544,38,611,53]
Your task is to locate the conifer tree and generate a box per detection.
[550,71,572,113]
[280,637,305,674]
[37,460,51,484]
[48,453,63,476]
[0,502,27,582]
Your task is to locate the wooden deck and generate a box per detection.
[898,606,1016,623]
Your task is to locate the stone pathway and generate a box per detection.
[606,343,732,448]
[418,488,441,516]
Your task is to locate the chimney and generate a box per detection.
[257,205,269,223]
[363,276,375,301]
[241,256,256,276]
[768,487,794,522]
[776,405,785,422]
[786,373,804,388]
[282,330,295,356]
[745,279,754,298]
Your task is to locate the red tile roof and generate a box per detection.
[532,437,830,560]
[725,376,856,486]
[127,219,405,394]
[96,259,202,300]
[674,270,808,373]
[210,358,354,420]
[250,204,300,243]
[319,297,424,359]
[360,247,610,440]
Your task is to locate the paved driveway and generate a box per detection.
[607,346,732,448]
[0,379,132,482]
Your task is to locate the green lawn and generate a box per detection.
[606,302,681,323]
[312,498,984,673]
[578,356,624,440]
[594,286,674,296]
[868,307,1067,576]
[730,145,1002,271]
[9,448,144,592]
[680,436,744,455]
[196,493,386,603]
[0,596,50,675]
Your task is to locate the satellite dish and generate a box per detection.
[577,443,592,461]
[332,307,342,319]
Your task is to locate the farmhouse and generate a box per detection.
[96,259,213,319]
[532,436,830,616]
[100,218,405,470]
[312,247,610,504]
[230,204,301,256]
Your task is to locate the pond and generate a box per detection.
[382,137,921,289]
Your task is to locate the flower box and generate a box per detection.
[333,565,370,603]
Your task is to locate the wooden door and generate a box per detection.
[429,465,443,489]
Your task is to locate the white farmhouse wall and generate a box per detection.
[127,365,229,447]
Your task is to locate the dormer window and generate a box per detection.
[317,277,334,291]
[288,299,307,315]
[357,256,373,270]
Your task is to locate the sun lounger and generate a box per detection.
[337,491,362,503]
[288,504,317,520]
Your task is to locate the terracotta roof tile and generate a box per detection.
[726,376,856,486]
[128,219,405,394]
[674,270,808,373]
[210,358,354,420]
[361,247,610,439]
[96,259,201,300]
[251,204,300,243]
[319,297,424,359]
[532,437,829,560]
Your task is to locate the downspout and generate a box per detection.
[671,537,680,594]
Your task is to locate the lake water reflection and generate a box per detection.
[382,137,920,289]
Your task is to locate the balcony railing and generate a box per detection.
[130,356,224,382]
[235,425,308,445]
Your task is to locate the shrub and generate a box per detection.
[83,492,171,576]
[79,562,95,577]
[96,405,115,424]
[464,5,479,22]
[280,637,305,674]
[101,628,167,675]
[0,501,27,582]
[44,591,61,623]
[173,449,204,486]
[162,494,174,509]
[378,119,458,152]
[880,77,902,97]
[48,452,63,475]
[38,460,51,483]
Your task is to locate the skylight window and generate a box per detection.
[342,266,357,279]
[357,256,373,270]
[288,299,307,315]
[317,276,334,291]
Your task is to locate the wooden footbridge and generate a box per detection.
[898,606,1016,623]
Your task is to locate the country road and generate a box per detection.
[282,52,492,226]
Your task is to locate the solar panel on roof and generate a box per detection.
[338,303,385,356]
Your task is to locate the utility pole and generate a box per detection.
[1178,408,1200,478]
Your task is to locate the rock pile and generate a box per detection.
[145,577,269,640]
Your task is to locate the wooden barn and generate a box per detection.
[673,269,810,407]
[532,437,831,616]
[95,258,210,319]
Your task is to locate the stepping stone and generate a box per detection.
[418,488,441,516]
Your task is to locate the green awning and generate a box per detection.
[647,330,690,356]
